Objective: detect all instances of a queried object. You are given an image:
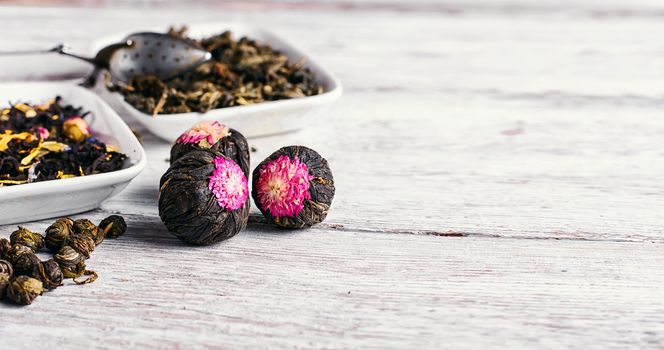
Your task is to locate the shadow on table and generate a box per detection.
[244,212,305,237]
[116,209,304,248]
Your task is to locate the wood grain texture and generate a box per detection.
[0,2,662,349]
[1,230,663,349]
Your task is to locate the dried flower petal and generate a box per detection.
[176,121,230,147]
[170,124,249,177]
[252,146,335,228]
[209,156,248,211]
[255,155,313,219]
[62,116,90,142]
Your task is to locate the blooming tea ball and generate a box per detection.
[159,149,250,245]
[252,146,335,229]
[170,121,250,176]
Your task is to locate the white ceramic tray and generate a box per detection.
[0,82,146,225]
[90,23,342,142]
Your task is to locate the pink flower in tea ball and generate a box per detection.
[177,121,230,148]
[255,155,314,218]
[208,156,248,211]
[62,116,90,143]
[37,127,50,140]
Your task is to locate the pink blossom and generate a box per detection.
[177,121,230,147]
[208,156,248,211]
[37,127,50,140]
[62,116,90,143]
[256,155,314,218]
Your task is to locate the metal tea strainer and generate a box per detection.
[0,32,212,85]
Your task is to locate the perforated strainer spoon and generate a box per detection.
[0,32,212,85]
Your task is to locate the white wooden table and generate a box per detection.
[0,1,663,349]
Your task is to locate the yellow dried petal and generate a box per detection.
[0,180,28,185]
[36,99,55,111]
[21,148,47,166]
[0,132,32,152]
[25,109,37,118]
[41,141,68,152]
[14,104,30,113]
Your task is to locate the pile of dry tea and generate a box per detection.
[0,97,127,186]
[0,215,126,305]
[159,121,335,245]
[112,27,324,116]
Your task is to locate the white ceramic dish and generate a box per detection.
[0,82,146,225]
[90,23,342,142]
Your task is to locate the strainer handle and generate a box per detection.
[0,44,97,66]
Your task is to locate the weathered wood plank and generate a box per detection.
[0,4,662,349]
[0,229,662,349]
[1,6,663,241]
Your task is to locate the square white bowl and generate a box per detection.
[0,82,146,225]
[90,22,342,142]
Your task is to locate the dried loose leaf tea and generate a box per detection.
[54,245,86,278]
[0,97,127,187]
[112,27,324,115]
[45,217,74,252]
[10,226,45,252]
[0,259,13,279]
[0,274,9,297]
[252,146,335,228]
[73,219,103,246]
[13,252,40,277]
[35,259,64,290]
[99,215,127,239]
[159,150,249,245]
[0,238,10,259]
[170,121,250,176]
[7,276,43,305]
[6,244,33,264]
[73,270,98,285]
[65,233,95,259]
